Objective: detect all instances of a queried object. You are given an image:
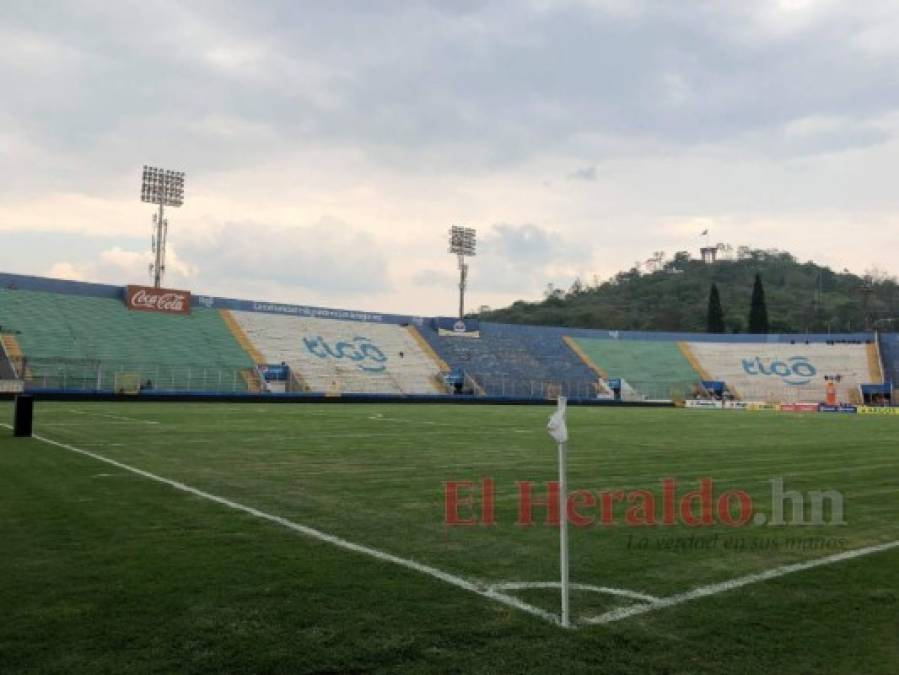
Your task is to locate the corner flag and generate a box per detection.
[548,396,571,627]
[547,397,568,443]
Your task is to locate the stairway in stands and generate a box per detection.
[0,334,20,379]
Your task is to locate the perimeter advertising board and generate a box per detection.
[857,406,899,415]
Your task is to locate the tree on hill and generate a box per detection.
[706,283,726,333]
[476,247,899,333]
[748,273,769,334]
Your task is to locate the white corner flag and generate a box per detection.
[547,396,570,627]
[547,396,568,444]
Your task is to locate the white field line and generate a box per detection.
[9,425,897,630]
[489,581,659,603]
[367,414,453,427]
[7,427,561,628]
[66,409,160,425]
[42,422,157,429]
[583,538,899,626]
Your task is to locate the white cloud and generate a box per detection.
[567,165,597,181]
[46,261,88,281]
[4,1,899,314]
[181,218,391,296]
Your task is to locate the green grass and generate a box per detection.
[1,402,897,674]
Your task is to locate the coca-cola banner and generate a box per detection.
[125,285,191,315]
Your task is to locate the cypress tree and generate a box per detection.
[706,283,726,333]
[748,273,769,334]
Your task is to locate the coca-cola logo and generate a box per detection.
[133,289,186,311]
[125,285,191,315]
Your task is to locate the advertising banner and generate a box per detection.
[857,406,899,415]
[125,285,191,315]
[818,404,858,414]
[261,364,290,381]
[779,403,819,413]
[685,399,723,409]
[747,402,779,411]
[436,317,480,338]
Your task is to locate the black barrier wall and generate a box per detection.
[14,394,33,437]
[1,390,673,408]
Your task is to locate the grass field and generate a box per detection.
[1,401,898,674]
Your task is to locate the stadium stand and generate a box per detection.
[879,333,899,390]
[569,338,700,400]
[420,321,600,398]
[684,341,880,403]
[0,272,891,403]
[0,339,18,380]
[0,288,256,392]
[0,334,23,378]
[230,311,447,395]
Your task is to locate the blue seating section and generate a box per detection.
[878,334,899,387]
[419,321,598,398]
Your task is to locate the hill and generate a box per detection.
[478,248,899,333]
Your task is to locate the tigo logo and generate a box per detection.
[741,356,816,385]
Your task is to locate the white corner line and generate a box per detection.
[489,581,659,604]
[583,538,899,626]
[4,426,562,628]
[13,425,893,631]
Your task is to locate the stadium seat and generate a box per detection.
[570,338,700,401]
[878,333,899,394]
[0,276,890,403]
[230,312,446,395]
[685,341,881,403]
[420,322,599,398]
[0,289,256,392]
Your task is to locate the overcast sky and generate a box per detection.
[3,0,899,315]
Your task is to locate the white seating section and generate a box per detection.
[232,312,444,395]
[686,342,878,403]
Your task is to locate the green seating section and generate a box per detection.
[0,289,254,391]
[571,338,699,400]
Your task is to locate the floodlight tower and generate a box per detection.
[448,226,476,319]
[141,165,185,288]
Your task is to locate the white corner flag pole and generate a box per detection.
[547,395,570,628]
[558,413,570,628]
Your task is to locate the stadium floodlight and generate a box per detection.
[141,165,186,288]
[448,226,476,319]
